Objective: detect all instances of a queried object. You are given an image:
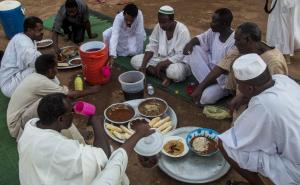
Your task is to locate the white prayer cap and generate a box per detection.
[158,5,174,15]
[233,53,267,81]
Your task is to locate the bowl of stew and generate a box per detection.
[104,103,135,125]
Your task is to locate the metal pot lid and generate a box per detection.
[134,131,163,156]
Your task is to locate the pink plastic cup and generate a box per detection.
[73,101,96,116]
[102,65,111,78]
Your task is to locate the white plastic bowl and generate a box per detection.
[162,136,189,158]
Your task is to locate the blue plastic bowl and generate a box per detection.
[186,128,219,157]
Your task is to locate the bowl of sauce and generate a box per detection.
[104,103,135,125]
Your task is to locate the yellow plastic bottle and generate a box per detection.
[74,75,84,91]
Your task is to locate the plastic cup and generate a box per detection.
[102,65,111,78]
[73,101,96,116]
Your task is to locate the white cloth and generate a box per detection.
[103,10,146,57]
[7,73,68,138]
[219,75,300,185]
[294,0,300,49]
[18,118,129,185]
[266,0,300,55]
[131,53,191,82]
[184,29,234,104]
[0,33,41,97]
[131,21,191,82]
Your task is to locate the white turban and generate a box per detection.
[233,53,267,81]
[158,5,174,15]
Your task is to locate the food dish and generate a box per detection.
[36,39,53,48]
[61,46,78,58]
[103,99,178,143]
[138,97,168,117]
[128,117,150,131]
[162,136,189,158]
[104,103,135,124]
[158,127,230,184]
[186,128,219,157]
[68,57,82,66]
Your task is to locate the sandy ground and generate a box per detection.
[1,0,299,184]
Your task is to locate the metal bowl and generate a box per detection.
[104,103,135,125]
[186,128,219,157]
[137,97,168,118]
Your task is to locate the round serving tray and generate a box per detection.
[158,127,230,184]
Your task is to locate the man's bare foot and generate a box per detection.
[162,78,171,87]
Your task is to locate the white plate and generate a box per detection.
[36,39,53,48]
[68,57,82,67]
[158,127,230,184]
[162,136,189,158]
[104,99,178,143]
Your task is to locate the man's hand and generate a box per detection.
[134,123,155,138]
[183,42,194,55]
[191,84,204,104]
[88,115,103,127]
[107,56,115,67]
[155,60,172,78]
[228,94,249,115]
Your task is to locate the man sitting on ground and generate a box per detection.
[131,5,191,86]
[0,16,43,97]
[191,22,287,117]
[219,53,300,185]
[7,54,101,141]
[18,93,153,185]
[52,0,97,55]
[183,8,235,105]
[103,3,146,66]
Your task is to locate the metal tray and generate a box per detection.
[57,46,81,70]
[104,99,178,143]
[158,127,230,184]
[36,39,53,48]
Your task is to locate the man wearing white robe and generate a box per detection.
[265,0,300,62]
[0,16,43,97]
[18,93,153,185]
[131,5,191,86]
[7,54,101,141]
[183,8,235,104]
[218,54,300,185]
[103,3,145,63]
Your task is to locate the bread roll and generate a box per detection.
[120,125,134,135]
[161,126,172,134]
[149,117,160,127]
[158,121,172,131]
[105,123,123,133]
[153,116,171,128]
[124,133,132,140]
[112,131,126,140]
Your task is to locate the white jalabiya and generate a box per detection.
[266,0,300,55]
[0,33,41,97]
[219,75,300,185]
[103,10,146,57]
[294,0,300,49]
[184,29,235,104]
[18,118,129,185]
[131,21,191,82]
